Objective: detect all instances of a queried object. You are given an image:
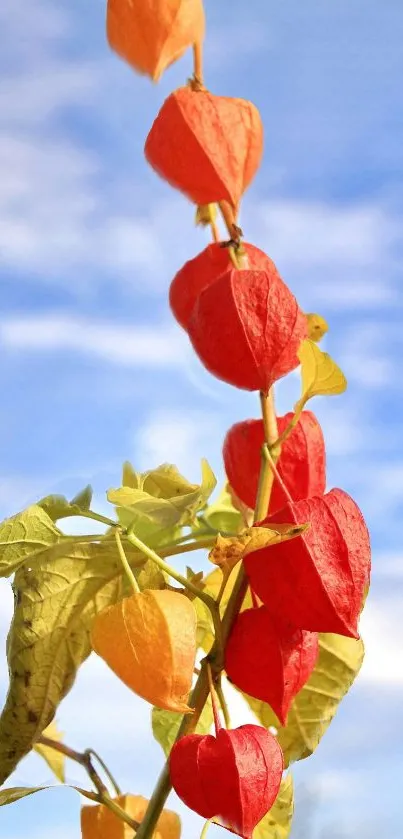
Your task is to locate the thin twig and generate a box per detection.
[36,736,139,832]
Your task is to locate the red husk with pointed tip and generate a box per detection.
[223,411,326,512]
[170,243,279,331]
[225,606,319,725]
[144,87,263,207]
[187,267,307,392]
[169,723,283,838]
[244,489,371,637]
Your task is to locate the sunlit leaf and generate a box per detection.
[0,784,101,807]
[202,485,243,535]
[242,633,364,767]
[33,721,65,782]
[253,774,294,839]
[152,698,213,758]
[108,460,216,532]
[0,506,61,578]
[296,340,347,416]
[0,536,164,784]
[38,486,93,522]
[209,524,307,573]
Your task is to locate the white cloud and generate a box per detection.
[359,594,403,685]
[247,199,398,311]
[0,314,189,368]
[134,409,223,478]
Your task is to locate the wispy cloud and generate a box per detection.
[0,314,188,367]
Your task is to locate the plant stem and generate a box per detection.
[193,41,204,86]
[216,677,231,729]
[115,529,140,594]
[135,392,279,839]
[85,749,122,797]
[254,390,281,521]
[207,662,222,734]
[76,510,119,528]
[36,736,138,831]
[263,445,293,503]
[127,531,211,603]
[200,819,214,839]
[159,536,217,558]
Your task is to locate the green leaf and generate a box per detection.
[242,633,364,767]
[0,506,61,578]
[38,486,93,522]
[0,536,164,784]
[152,698,214,758]
[202,485,243,535]
[108,460,216,532]
[0,784,99,807]
[0,786,55,806]
[253,775,294,839]
[33,721,65,782]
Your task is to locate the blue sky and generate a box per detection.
[0,0,402,837]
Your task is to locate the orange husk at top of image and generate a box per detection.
[107,0,205,81]
[90,589,197,713]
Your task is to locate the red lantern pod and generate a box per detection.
[144,87,263,207]
[169,723,283,838]
[170,242,280,331]
[223,411,326,512]
[244,489,371,638]
[187,267,307,392]
[225,606,319,725]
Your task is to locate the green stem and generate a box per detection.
[115,529,140,594]
[76,510,119,528]
[126,531,216,609]
[200,819,214,839]
[85,749,122,797]
[263,445,293,504]
[160,536,217,558]
[216,678,231,729]
[269,402,303,450]
[36,736,136,831]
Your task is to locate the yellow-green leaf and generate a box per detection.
[0,506,61,578]
[0,784,100,807]
[108,460,216,532]
[38,486,93,522]
[33,721,65,782]
[253,775,294,839]
[296,340,347,415]
[243,633,364,767]
[202,485,243,535]
[306,313,329,344]
[0,537,163,784]
[152,698,213,757]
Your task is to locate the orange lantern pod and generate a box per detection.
[91,590,197,713]
[107,0,205,82]
[81,794,181,839]
[145,86,264,207]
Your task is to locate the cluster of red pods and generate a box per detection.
[144,84,371,838]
